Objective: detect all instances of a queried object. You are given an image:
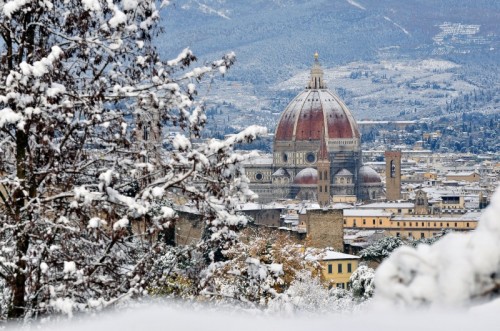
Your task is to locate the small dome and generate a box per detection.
[359,165,382,183]
[335,169,353,177]
[293,168,318,185]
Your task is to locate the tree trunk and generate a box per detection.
[8,130,30,319]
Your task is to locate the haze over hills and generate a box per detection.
[158,0,500,123]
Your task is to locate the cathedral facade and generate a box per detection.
[245,54,384,204]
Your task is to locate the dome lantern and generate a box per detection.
[308,52,326,90]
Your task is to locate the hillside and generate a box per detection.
[157,0,500,124]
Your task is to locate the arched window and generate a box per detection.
[390,160,396,178]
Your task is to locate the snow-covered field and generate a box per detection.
[10,300,500,331]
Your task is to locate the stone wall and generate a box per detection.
[301,208,344,251]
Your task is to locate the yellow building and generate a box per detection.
[319,251,360,289]
[445,171,480,183]
[343,209,479,239]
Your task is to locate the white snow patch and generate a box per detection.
[88,217,107,228]
[109,8,127,28]
[46,83,67,97]
[2,0,29,17]
[82,0,102,12]
[384,16,410,36]
[346,0,366,10]
[113,218,129,230]
[0,108,23,128]
[63,261,76,274]
[172,133,191,151]
[123,0,139,11]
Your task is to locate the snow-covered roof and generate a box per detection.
[447,171,478,177]
[321,251,360,261]
[243,155,273,165]
[343,209,392,217]
[359,202,414,209]
[331,203,355,209]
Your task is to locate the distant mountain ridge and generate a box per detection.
[157,0,500,121]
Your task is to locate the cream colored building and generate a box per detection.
[445,171,480,183]
[319,251,360,289]
[343,209,479,239]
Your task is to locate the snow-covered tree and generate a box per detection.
[359,237,404,264]
[196,232,321,307]
[350,265,375,301]
[0,0,265,319]
[360,231,451,265]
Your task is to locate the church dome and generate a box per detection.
[293,168,318,185]
[358,165,382,184]
[275,55,360,142]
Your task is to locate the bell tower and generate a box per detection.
[385,151,401,201]
[317,133,330,207]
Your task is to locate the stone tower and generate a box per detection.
[301,209,344,251]
[414,189,429,215]
[385,151,401,201]
[317,133,331,207]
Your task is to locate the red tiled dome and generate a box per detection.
[275,60,360,142]
[293,168,318,185]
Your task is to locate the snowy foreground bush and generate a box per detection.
[375,186,500,307]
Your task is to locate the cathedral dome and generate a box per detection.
[358,165,382,184]
[275,55,360,142]
[293,168,318,185]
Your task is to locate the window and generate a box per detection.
[455,222,457,227]
[467,222,470,228]
[422,222,425,226]
[337,283,345,289]
[328,264,333,274]
[343,220,346,225]
[306,152,316,163]
[447,223,449,227]
[396,232,400,237]
[373,219,375,225]
[398,209,402,213]
[397,222,400,226]
[347,263,352,273]
[319,186,322,192]
[363,219,366,225]
[379,220,382,225]
[338,264,343,273]
[421,233,425,239]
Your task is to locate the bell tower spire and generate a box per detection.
[308,52,326,90]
